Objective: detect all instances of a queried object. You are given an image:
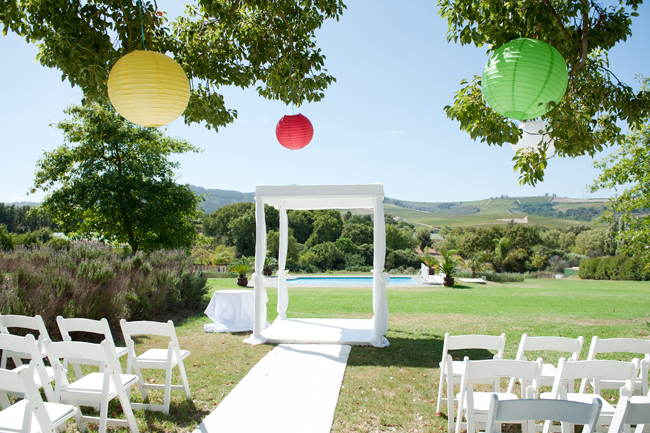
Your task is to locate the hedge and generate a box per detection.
[579,255,650,281]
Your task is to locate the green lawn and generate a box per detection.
[91,277,650,432]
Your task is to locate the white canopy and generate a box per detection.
[243,184,390,348]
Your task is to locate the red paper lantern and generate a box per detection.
[275,114,314,150]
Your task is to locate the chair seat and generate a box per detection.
[62,372,139,399]
[31,366,55,388]
[135,348,190,367]
[0,400,76,433]
[115,346,128,358]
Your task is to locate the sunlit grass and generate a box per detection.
[65,277,650,432]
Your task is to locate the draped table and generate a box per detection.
[204,289,257,333]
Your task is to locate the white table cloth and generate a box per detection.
[204,289,262,333]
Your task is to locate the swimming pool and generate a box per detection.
[287,276,416,285]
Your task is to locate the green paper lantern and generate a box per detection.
[482,38,568,120]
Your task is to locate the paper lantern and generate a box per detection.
[107,50,190,127]
[482,38,568,120]
[511,121,555,155]
[275,114,313,150]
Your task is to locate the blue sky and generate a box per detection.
[1,0,649,204]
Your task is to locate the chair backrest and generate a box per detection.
[0,315,50,355]
[585,337,650,394]
[485,394,602,433]
[552,358,640,398]
[57,316,117,345]
[43,339,124,388]
[515,334,584,361]
[0,366,57,432]
[0,334,54,401]
[460,357,543,397]
[119,319,180,352]
[587,337,650,359]
[608,396,650,433]
[444,333,507,354]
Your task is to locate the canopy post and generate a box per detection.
[370,195,390,347]
[243,196,268,345]
[276,205,289,320]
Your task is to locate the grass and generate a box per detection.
[64,277,650,432]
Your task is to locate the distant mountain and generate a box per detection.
[190,186,254,215]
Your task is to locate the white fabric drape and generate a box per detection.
[276,206,289,320]
[370,196,390,347]
[243,197,268,345]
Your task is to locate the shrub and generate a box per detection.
[454,271,525,282]
[579,255,650,281]
[385,249,421,270]
[0,244,208,337]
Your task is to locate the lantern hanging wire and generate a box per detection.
[138,0,146,50]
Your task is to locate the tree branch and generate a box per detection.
[543,0,580,46]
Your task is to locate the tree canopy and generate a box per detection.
[31,102,202,254]
[438,0,650,185]
[590,94,650,268]
[0,0,345,130]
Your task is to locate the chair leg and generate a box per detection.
[164,366,173,414]
[132,364,148,401]
[98,390,110,433]
[178,361,191,399]
[116,387,140,433]
[436,373,446,415]
[68,399,87,433]
[0,390,10,410]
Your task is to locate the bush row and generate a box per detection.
[454,271,525,283]
[579,255,650,281]
[0,244,208,338]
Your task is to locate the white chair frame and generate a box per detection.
[44,339,140,433]
[543,358,640,433]
[608,395,650,433]
[0,334,55,408]
[57,316,128,380]
[120,319,191,414]
[0,314,51,369]
[507,334,584,394]
[436,332,506,420]
[454,357,543,433]
[485,394,602,433]
[581,337,650,396]
[0,365,78,433]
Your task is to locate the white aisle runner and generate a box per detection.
[193,344,351,433]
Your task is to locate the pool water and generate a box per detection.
[288,276,416,285]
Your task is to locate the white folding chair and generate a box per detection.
[0,366,78,433]
[542,358,640,432]
[486,394,602,433]
[120,319,191,414]
[581,337,650,396]
[609,395,650,433]
[0,334,56,407]
[57,316,128,380]
[436,333,506,420]
[0,314,51,368]
[454,357,543,433]
[508,334,584,393]
[44,339,140,433]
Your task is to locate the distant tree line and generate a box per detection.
[200,203,424,273]
[515,202,608,222]
[0,203,55,233]
[436,220,626,274]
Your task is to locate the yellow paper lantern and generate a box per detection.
[107,50,190,127]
